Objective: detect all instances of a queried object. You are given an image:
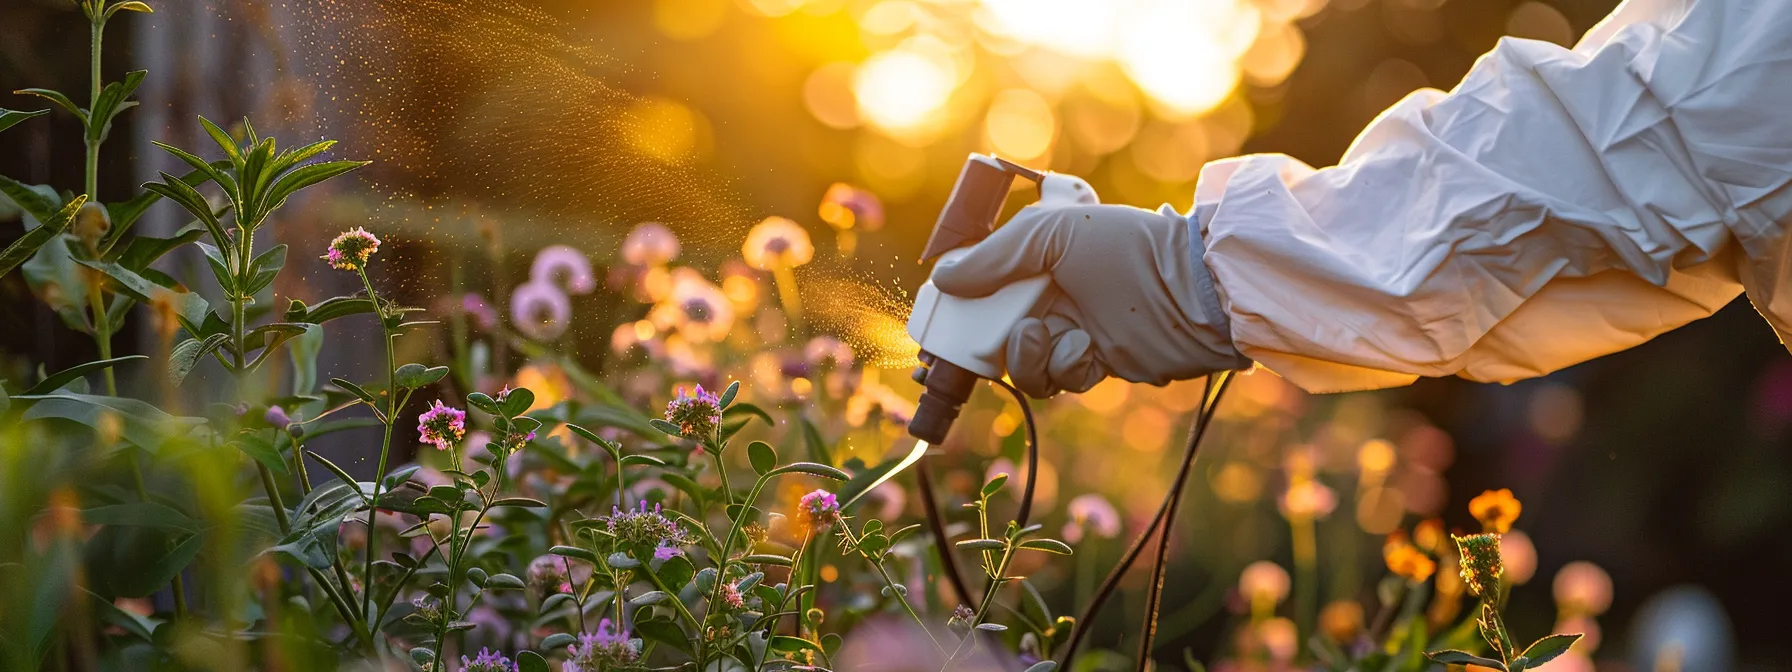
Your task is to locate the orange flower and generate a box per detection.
[1468,488,1522,534]
[1413,518,1446,553]
[1383,534,1437,583]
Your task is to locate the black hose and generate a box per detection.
[1058,372,1234,665]
[993,379,1040,528]
[1134,372,1232,670]
[913,378,1044,612]
[916,460,978,611]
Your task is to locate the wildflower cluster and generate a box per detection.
[417,400,468,451]
[606,500,696,558]
[664,385,722,439]
[460,648,514,672]
[323,226,382,271]
[563,620,641,671]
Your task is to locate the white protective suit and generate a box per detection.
[1195,0,1792,392]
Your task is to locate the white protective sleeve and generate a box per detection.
[1193,0,1792,393]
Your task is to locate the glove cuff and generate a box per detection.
[1183,203,1253,371]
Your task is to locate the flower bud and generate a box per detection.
[73,202,111,252]
[1453,533,1505,597]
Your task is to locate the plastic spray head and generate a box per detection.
[919,154,1043,261]
[908,351,979,445]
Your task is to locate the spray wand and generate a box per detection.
[873,153,1235,669]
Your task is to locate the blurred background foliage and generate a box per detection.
[2,0,1789,669]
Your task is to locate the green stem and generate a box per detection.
[946,543,1016,668]
[357,267,398,623]
[86,18,101,201]
[840,524,944,655]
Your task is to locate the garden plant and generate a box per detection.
[0,2,1603,671]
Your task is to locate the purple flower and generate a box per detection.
[620,222,680,266]
[322,227,381,271]
[1064,494,1122,544]
[510,281,572,341]
[530,244,596,295]
[460,647,514,672]
[417,400,467,451]
[606,499,696,554]
[461,293,498,332]
[264,405,291,430]
[664,384,722,439]
[652,542,683,561]
[799,489,840,530]
[563,619,640,671]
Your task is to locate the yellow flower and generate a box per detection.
[1468,488,1522,533]
[1452,533,1504,597]
[1382,533,1437,583]
[741,216,814,270]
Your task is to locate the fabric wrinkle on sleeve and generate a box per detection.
[1190,0,1792,393]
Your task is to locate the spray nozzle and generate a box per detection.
[919,154,1046,262]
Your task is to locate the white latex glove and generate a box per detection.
[931,202,1249,397]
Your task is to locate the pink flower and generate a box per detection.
[621,222,680,266]
[322,227,381,271]
[417,400,467,451]
[1064,494,1121,544]
[461,293,498,331]
[510,281,571,341]
[530,245,596,295]
[798,489,840,530]
[819,182,885,231]
[564,619,639,670]
[719,582,747,610]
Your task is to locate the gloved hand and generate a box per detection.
[931,202,1249,397]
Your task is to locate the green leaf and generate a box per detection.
[539,633,577,650]
[169,334,229,385]
[243,243,288,294]
[955,539,1006,551]
[263,160,369,212]
[303,451,369,504]
[657,554,696,591]
[84,588,153,641]
[23,355,147,396]
[394,363,450,389]
[982,473,1010,499]
[106,165,218,246]
[491,497,547,509]
[741,554,793,567]
[87,71,147,144]
[330,378,381,408]
[102,1,154,19]
[800,417,831,465]
[748,440,777,475]
[285,296,376,325]
[197,116,242,167]
[1018,539,1074,555]
[718,380,740,408]
[113,223,204,271]
[769,635,822,655]
[0,193,83,278]
[648,418,683,436]
[14,391,202,452]
[484,573,525,590]
[1425,650,1507,670]
[271,483,364,569]
[515,651,549,672]
[142,171,227,246]
[81,503,198,532]
[0,174,62,224]
[1024,663,1058,672]
[288,324,324,395]
[634,619,693,657]
[549,545,597,564]
[498,388,534,418]
[236,434,289,475]
[13,88,84,122]
[1520,634,1582,667]
[620,454,668,468]
[766,462,849,481]
[0,108,47,134]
